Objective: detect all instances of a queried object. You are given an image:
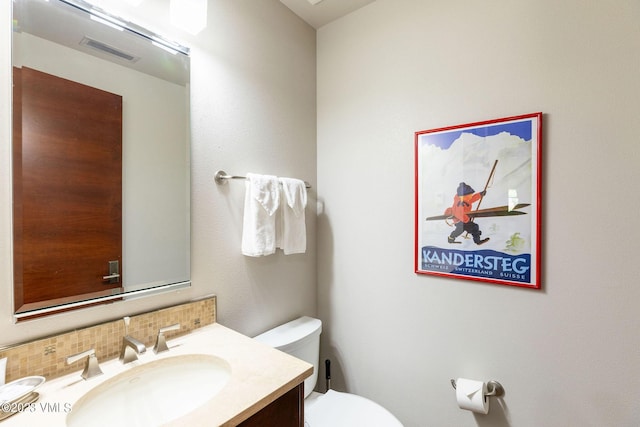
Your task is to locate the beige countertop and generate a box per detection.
[0,323,313,426]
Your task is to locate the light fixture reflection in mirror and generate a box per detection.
[12,0,191,320]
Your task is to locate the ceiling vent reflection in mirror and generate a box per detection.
[80,36,140,62]
[60,0,190,55]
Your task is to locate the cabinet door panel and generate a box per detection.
[238,383,303,427]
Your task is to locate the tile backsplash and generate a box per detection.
[0,296,216,383]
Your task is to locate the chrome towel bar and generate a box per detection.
[214,170,311,189]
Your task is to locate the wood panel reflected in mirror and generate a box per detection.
[13,67,124,314]
[12,0,191,320]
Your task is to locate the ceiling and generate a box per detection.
[279,0,376,29]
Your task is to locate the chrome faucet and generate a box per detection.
[119,336,147,364]
[66,348,103,380]
[153,323,180,354]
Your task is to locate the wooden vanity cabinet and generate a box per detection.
[238,383,304,427]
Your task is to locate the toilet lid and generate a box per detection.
[305,390,403,427]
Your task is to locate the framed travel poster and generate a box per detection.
[414,113,542,289]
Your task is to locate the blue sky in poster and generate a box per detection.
[425,120,532,150]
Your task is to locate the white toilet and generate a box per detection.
[254,316,403,427]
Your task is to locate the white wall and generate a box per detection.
[317,1,640,426]
[0,0,316,344]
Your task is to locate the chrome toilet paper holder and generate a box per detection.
[450,379,505,397]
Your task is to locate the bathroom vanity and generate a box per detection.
[0,323,312,426]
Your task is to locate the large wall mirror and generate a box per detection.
[12,0,191,320]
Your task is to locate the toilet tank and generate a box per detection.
[253,316,322,398]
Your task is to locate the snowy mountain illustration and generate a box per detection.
[418,130,535,255]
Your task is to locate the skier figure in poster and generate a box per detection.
[446,182,490,245]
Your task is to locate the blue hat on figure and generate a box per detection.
[456,182,475,196]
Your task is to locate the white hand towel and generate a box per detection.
[278,177,307,255]
[242,173,280,257]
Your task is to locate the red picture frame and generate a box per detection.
[415,113,542,289]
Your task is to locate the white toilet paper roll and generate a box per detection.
[455,378,489,414]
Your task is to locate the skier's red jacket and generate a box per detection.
[444,193,482,224]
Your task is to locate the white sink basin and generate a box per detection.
[66,354,231,427]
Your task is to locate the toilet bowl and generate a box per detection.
[254,316,403,427]
[305,389,402,427]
